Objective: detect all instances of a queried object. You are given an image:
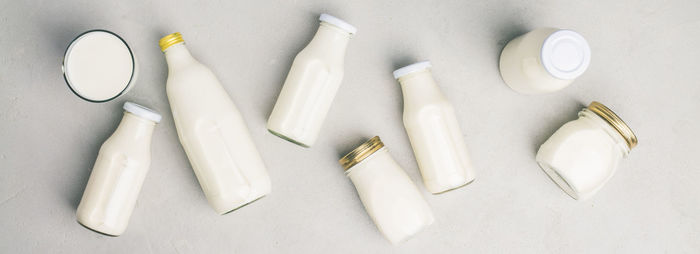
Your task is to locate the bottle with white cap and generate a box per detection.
[159,32,271,214]
[77,102,161,236]
[393,61,476,194]
[499,28,591,94]
[267,14,357,147]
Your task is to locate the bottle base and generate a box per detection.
[536,161,581,200]
[429,178,475,195]
[220,195,267,215]
[267,129,310,148]
[76,220,121,237]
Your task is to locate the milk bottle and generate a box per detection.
[267,14,356,147]
[339,136,434,244]
[393,61,476,194]
[499,28,591,94]
[160,32,271,214]
[77,102,161,236]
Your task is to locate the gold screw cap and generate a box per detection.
[587,101,638,149]
[159,32,184,52]
[339,136,385,171]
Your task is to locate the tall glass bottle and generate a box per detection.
[77,102,161,236]
[394,61,476,194]
[160,32,271,214]
[267,14,356,147]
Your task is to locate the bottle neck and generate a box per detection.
[308,23,351,58]
[397,70,443,102]
[164,43,196,71]
[114,112,156,142]
[579,109,631,156]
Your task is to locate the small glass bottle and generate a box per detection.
[77,102,161,236]
[339,136,434,245]
[394,61,476,194]
[499,28,591,94]
[267,14,357,147]
[536,102,638,200]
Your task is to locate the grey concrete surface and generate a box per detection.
[1,0,699,253]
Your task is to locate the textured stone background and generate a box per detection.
[1,0,699,253]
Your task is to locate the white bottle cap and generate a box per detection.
[393,61,432,79]
[319,14,357,35]
[540,29,591,80]
[123,102,162,123]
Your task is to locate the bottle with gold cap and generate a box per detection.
[339,136,434,245]
[536,101,638,200]
[159,32,271,214]
[393,61,476,194]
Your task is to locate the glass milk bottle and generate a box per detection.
[393,61,476,194]
[499,28,591,94]
[267,14,356,147]
[160,32,271,214]
[77,102,161,236]
[536,102,638,200]
[339,136,434,245]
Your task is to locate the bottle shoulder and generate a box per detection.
[99,139,150,161]
[296,46,345,69]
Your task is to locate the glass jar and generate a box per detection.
[339,136,434,244]
[536,102,638,200]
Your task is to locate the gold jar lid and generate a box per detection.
[587,101,638,149]
[339,136,385,171]
[159,32,184,52]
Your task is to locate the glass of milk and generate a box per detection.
[62,30,136,102]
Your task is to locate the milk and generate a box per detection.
[77,102,161,236]
[394,62,475,194]
[267,14,356,147]
[160,33,271,214]
[63,30,135,102]
[536,102,637,200]
[499,28,590,94]
[340,137,434,245]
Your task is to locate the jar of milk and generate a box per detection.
[77,102,161,236]
[63,30,136,102]
[499,28,590,94]
[536,102,638,200]
[267,14,356,147]
[339,136,434,244]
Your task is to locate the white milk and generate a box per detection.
[499,28,590,94]
[160,33,271,214]
[394,62,475,194]
[340,137,434,245]
[77,102,161,236]
[267,14,356,147]
[536,102,637,200]
[63,30,135,102]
